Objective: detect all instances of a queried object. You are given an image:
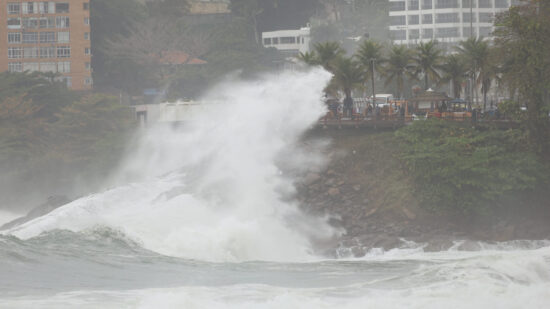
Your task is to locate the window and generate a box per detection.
[57,46,71,58]
[55,3,69,13]
[56,76,71,87]
[390,30,406,40]
[22,2,36,14]
[436,13,459,23]
[409,29,420,40]
[39,2,55,13]
[422,14,433,24]
[391,15,406,26]
[8,32,21,44]
[408,0,419,9]
[40,32,56,43]
[8,47,22,59]
[83,2,89,10]
[390,1,406,11]
[435,0,459,8]
[8,3,20,14]
[422,0,432,9]
[495,0,508,7]
[479,27,493,36]
[84,17,90,25]
[463,27,477,37]
[8,62,23,73]
[263,38,271,45]
[478,0,492,7]
[479,12,494,23]
[40,47,55,58]
[84,77,93,85]
[22,18,39,29]
[436,27,460,38]
[84,32,90,40]
[23,62,39,72]
[280,37,296,44]
[57,31,69,43]
[85,62,91,70]
[85,47,91,55]
[422,28,434,39]
[462,0,476,7]
[272,37,278,44]
[8,18,21,29]
[39,62,56,72]
[408,15,419,25]
[39,17,55,28]
[57,61,70,73]
[463,12,477,22]
[23,47,39,58]
[22,32,38,43]
[56,16,69,28]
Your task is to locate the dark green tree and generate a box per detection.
[382,45,414,99]
[439,55,468,99]
[494,0,550,153]
[412,41,442,90]
[314,41,345,72]
[355,39,385,99]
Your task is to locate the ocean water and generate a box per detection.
[1,69,549,308]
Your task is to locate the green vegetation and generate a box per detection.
[396,120,550,215]
[494,0,550,153]
[0,72,135,208]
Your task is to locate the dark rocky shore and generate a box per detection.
[295,129,550,253]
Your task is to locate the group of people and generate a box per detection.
[326,99,406,120]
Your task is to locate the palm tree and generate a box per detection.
[455,37,493,110]
[412,40,442,90]
[297,51,319,66]
[439,55,468,99]
[354,39,385,99]
[314,41,345,72]
[382,45,414,99]
[330,56,364,115]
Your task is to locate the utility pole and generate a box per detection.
[469,0,474,111]
[371,58,376,103]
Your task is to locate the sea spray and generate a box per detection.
[5,68,341,262]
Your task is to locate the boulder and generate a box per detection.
[303,173,321,186]
[328,188,340,196]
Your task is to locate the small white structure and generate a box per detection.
[133,101,208,125]
[262,26,311,55]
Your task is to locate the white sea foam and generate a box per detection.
[0,210,19,226]
[4,68,339,262]
[3,246,549,308]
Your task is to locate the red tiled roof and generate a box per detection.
[157,51,207,65]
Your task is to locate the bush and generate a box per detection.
[395,119,550,215]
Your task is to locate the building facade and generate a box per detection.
[262,26,311,56]
[388,0,512,47]
[0,0,92,90]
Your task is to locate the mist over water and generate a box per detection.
[1,69,549,308]
[5,68,338,262]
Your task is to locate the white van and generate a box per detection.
[370,94,394,106]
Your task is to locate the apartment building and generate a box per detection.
[0,0,92,90]
[388,0,512,47]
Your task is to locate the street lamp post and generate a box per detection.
[370,58,376,104]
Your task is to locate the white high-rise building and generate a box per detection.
[388,0,513,47]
